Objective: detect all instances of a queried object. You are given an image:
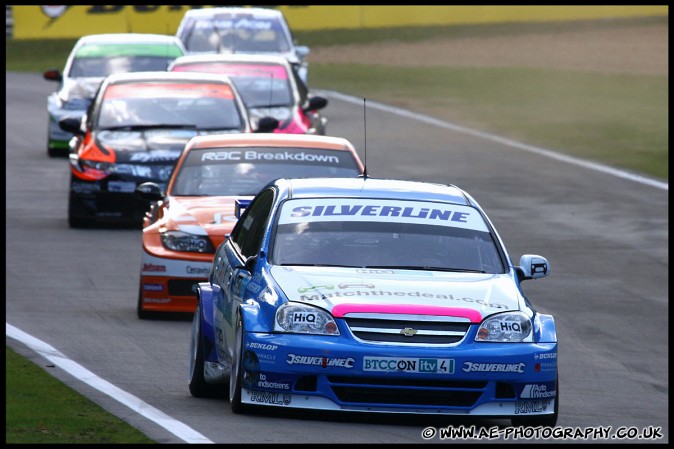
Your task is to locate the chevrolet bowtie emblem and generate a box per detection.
[400,327,417,337]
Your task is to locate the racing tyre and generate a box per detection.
[47,146,63,157]
[188,304,211,397]
[511,378,559,428]
[229,313,247,414]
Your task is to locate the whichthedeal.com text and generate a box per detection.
[421,425,663,441]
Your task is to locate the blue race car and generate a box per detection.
[189,177,558,427]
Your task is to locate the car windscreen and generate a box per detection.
[271,198,505,274]
[172,62,293,107]
[69,44,184,77]
[171,147,362,196]
[185,16,291,53]
[96,82,245,131]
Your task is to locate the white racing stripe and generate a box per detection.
[321,90,668,191]
[6,323,213,444]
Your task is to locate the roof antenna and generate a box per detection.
[361,97,368,178]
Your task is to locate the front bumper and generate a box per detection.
[237,331,558,416]
[139,249,212,313]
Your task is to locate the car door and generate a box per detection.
[218,188,275,359]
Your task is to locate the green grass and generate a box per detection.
[309,64,668,179]
[6,346,155,444]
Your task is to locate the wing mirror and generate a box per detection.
[255,116,279,133]
[58,116,84,135]
[134,182,164,202]
[517,255,550,281]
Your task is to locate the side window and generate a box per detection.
[230,188,275,259]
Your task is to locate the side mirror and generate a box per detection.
[304,96,327,112]
[58,116,84,135]
[295,45,310,60]
[244,255,258,273]
[255,116,279,133]
[134,182,164,202]
[517,254,550,281]
[43,69,63,82]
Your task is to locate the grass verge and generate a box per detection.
[5,346,155,444]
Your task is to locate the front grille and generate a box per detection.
[167,279,202,296]
[327,376,486,407]
[344,315,471,344]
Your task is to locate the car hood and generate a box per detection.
[163,195,254,237]
[269,266,522,322]
[58,77,105,102]
[91,129,200,163]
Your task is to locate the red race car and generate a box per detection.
[134,133,364,318]
[169,53,328,135]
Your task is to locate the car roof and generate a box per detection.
[171,53,292,67]
[277,177,470,206]
[186,133,358,152]
[101,70,235,85]
[181,7,284,20]
[76,33,184,45]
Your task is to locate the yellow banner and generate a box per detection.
[12,5,668,40]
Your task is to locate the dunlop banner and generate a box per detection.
[12,5,669,40]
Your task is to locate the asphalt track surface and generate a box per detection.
[6,72,668,444]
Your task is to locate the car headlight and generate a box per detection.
[274,302,340,335]
[160,231,215,253]
[475,312,533,342]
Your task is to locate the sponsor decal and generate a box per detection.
[286,354,355,368]
[535,361,558,372]
[248,343,278,351]
[129,150,182,163]
[143,298,171,303]
[298,284,334,293]
[292,204,469,222]
[143,283,164,292]
[338,282,375,289]
[533,352,557,360]
[356,268,395,275]
[520,383,557,399]
[70,182,101,194]
[107,181,136,193]
[247,281,262,294]
[462,362,526,373]
[515,400,550,414]
[300,290,507,310]
[364,357,454,374]
[254,373,290,391]
[279,199,488,232]
[186,265,210,276]
[143,263,166,272]
[249,390,292,406]
[200,150,339,163]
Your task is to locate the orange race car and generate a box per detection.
[134,133,364,319]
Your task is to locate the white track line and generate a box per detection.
[321,90,668,191]
[6,323,214,444]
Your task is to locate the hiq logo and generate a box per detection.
[500,322,522,332]
[291,312,316,323]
